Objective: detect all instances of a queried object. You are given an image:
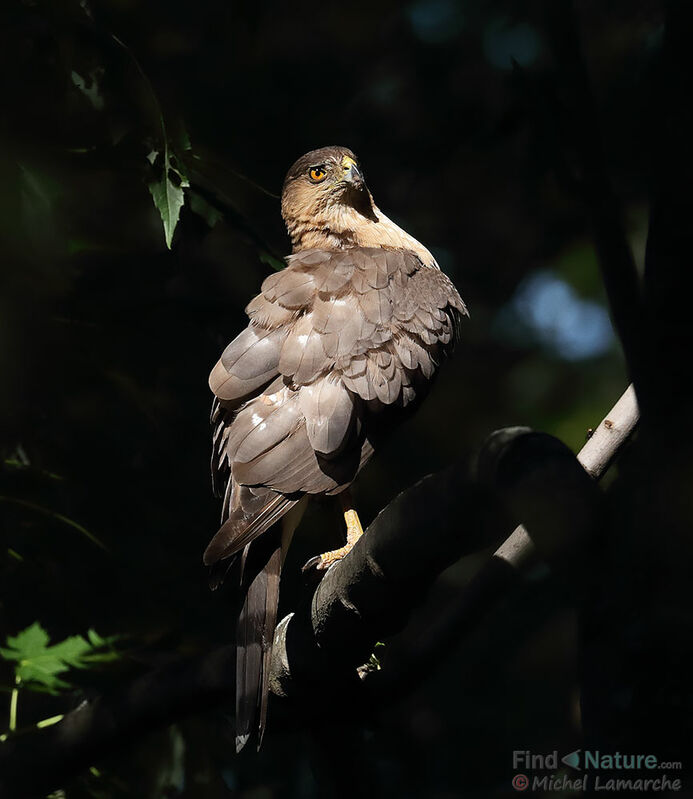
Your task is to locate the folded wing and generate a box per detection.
[207,247,467,564]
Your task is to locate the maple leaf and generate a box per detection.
[0,622,119,694]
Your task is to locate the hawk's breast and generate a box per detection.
[245,246,467,409]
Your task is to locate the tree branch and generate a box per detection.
[494,383,638,570]
[0,387,639,798]
[274,386,639,707]
[642,1,693,421]
[543,1,648,393]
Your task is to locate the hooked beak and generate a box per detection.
[341,155,364,188]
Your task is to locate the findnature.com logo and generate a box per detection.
[511,749,683,793]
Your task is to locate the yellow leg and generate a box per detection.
[302,491,364,572]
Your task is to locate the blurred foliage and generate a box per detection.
[0,0,659,795]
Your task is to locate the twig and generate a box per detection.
[496,384,639,570]
[0,496,108,552]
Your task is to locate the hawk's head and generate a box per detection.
[281,146,378,250]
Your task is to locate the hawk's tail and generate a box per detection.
[235,527,282,752]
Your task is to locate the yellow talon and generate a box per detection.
[343,507,364,546]
[304,492,364,572]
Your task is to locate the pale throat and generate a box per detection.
[286,202,438,268]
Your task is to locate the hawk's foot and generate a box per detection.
[301,502,364,574]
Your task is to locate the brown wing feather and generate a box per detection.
[203,488,295,565]
[298,378,355,457]
[209,326,283,406]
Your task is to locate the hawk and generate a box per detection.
[205,146,467,750]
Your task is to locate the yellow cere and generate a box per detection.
[342,155,357,171]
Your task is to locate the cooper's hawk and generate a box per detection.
[205,146,467,750]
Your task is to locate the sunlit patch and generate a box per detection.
[298,334,309,345]
[251,413,263,426]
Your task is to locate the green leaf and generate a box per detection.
[87,628,106,647]
[2,623,50,660]
[109,31,191,249]
[189,192,223,229]
[70,69,105,111]
[259,250,286,272]
[148,156,185,250]
[0,622,119,694]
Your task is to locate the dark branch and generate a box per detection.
[543,1,648,393]
[0,387,638,798]
[642,1,693,420]
[0,646,236,798]
[276,387,638,707]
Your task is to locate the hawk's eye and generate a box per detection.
[309,166,327,183]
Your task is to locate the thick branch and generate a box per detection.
[0,387,639,798]
[274,386,638,706]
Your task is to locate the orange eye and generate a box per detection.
[309,166,327,182]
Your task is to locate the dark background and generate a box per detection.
[0,0,664,796]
